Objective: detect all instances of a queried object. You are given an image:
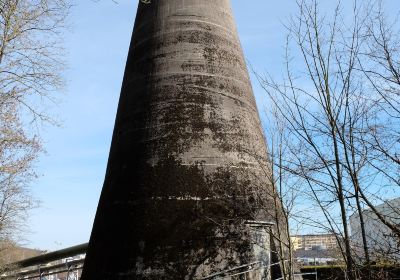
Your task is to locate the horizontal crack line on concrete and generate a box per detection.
[149,195,249,201]
[132,7,234,34]
[132,28,241,50]
[127,71,251,88]
[179,163,264,170]
[167,18,236,37]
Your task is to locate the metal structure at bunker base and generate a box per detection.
[1,243,88,280]
[1,241,321,280]
[81,0,286,279]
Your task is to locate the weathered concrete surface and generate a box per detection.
[81,0,279,279]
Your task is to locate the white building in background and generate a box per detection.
[291,234,339,251]
[350,197,400,260]
[291,234,342,265]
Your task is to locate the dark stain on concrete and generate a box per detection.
[81,0,279,279]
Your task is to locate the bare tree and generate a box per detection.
[257,0,400,279]
[359,0,400,187]
[0,101,39,240]
[0,0,70,254]
[263,106,306,280]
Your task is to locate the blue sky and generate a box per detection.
[26,0,400,251]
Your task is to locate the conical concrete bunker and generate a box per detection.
[81,1,282,279]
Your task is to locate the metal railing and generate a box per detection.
[2,243,88,280]
[4,242,318,280]
[275,272,318,280]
